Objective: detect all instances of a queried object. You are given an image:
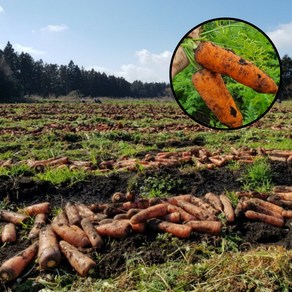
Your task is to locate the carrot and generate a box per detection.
[273,192,292,201]
[38,225,61,270]
[122,200,150,211]
[148,219,192,238]
[130,203,168,224]
[113,213,129,220]
[52,211,69,226]
[186,220,222,235]
[126,208,143,218]
[282,210,292,219]
[0,210,28,225]
[190,197,218,216]
[244,200,283,219]
[129,222,146,233]
[204,192,223,212]
[95,220,131,238]
[167,204,196,222]
[76,203,96,218]
[125,192,135,202]
[80,218,103,248]
[167,194,192,205]
[21,202,50,216]
[194,41,278,94]
[51,222,90,248]
[111,192,126,203]
[65,202,81,226]
[28,213,46,240]
[176,200,211,221]
[171,46,189,79]
[59,240,96,277]
[219,194,235,222]
[1,223,17,243]
[192,69,243,128]
[161,212,181,223]
[0,241,38,281]
[267,195,292,208]
[245,210,284,227]
[98,218,114,225]
[249,198,283,215]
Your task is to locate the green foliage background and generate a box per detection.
[172,19,281,129]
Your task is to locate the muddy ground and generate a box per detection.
[0,161,291,291]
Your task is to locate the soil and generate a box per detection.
[0,161,291,290]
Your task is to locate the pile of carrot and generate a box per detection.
[1,186,291,282]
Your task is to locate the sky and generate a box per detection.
[0,0,292,83]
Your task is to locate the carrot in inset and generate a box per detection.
[21,202,50,216]
[28,213,47,240]
[204,192,223,212]
[59,240,96,277]
[186,220,222,235]
[245,210,284,227]
[51,222,90,248]
[219,194,235,223]
[65,202,81,226]
[80,218,103,248]
[167,204,196,222]
[38,225,61,270]
[171,46,189,79]
[148,219,192,238]
[192,69,243,128]
[194,41,278,94]
[0,210,28,225]
[0,241,38,281]
[1,223,17,243]
[130,203,168,224]
[95,220,131,238]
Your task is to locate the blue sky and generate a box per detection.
[0,0,291,82]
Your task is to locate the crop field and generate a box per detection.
[0,99,292,291]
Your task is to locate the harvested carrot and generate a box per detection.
[167,194,191,205]
[95,220,131,238]
[176,200,212,221]
[98,218,114,225]
[190,197,218,216]
[21,202,50,216]
[126,208,143,218]
[65,202,81,226]
[111,192,126,203]
[204,192,223,212]
[51,222,90,248]
[219,194,235,222]
[167,204,196,222]
[76,203,96,219]
[113,213,129,220]
[0,210,28,225]
[244,200,283,219]
[52,211,69,226]
[59,240,96,277]
[38,225,61,270]
[245,210,284,227]
[81,218,103,248]
[1,223,17,243]
[0,241,38,281]
[274,192,292,201]
[192,69,243,128]
[129,222,146,233]
[186,220,222,235]
[122,200,149,211]
[148,219,192,238]
[282,210,292,219]
[161,212,181,223]
[130,203,168,224]
[194,41,278,94]
[249,198,283,215]
[28,213,46,240]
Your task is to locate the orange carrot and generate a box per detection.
[186,220,222,235]
[59,240,96,277]
[65,202,81,226]
[129,222,146,233]
[21,202,50,216]
[282,210,292,219]
[245,210,284,227]
[190,197,218,216]
[76,203,97,219]
[122,200,149,211]
[38,225,61,270]
[95,220,131,238]
[80,218,103,248]
[0,241,38,281]
[113,213,129,220]
[167,194,192,205]
[194,41,278,94]
[161,212,181,223]
[274,192,292,201]
[204,192,223,212]
[219,194,235,222]
[243,200,283,219]
[111,192,126,203]
[28,213,46,240]
[176,200,212,221]
[52,211,69,226]
[130,203,168,224]
[192,69,243,128]
[0,210,28,225]
[148,219,192,238]
[1,223,17,243]
[250,198,283,215]
[126,208,143,218]
[167,204,196,222]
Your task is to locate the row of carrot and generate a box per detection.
[0,186,291,282]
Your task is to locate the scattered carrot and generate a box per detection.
[28,213,46,240]
[176,200,212,221]
[167,204,196,222]
[113,213,129,220]
[130,203,168,224]
[0,241,38,281]
[273,192,292,201]
[194,41,278,94]
[126,208,143,218]
[95,220,131,238]
[76,203,97,219]
[245,210,284,227]
[204,192,223,212]
[59,240,96,277]
[148,219,192,238]
[1,223,17,243]
[249,198,283,215]
[0,210,28,225]
[38,225,61,270]
[52,211,69,226]
[186,220,222,235]
[111,192,126,203]
[21,202,50,216]
[80,218,103,248]
[282,210,292,219]
[161,212,181,223]
[65,202,81,226]
[192,69,243,128]
[190,197,218,216]
[122,200,149,211]
[219,194,235,222]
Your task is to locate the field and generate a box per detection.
[0,99,292,291]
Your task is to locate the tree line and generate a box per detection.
[0,42,168,101]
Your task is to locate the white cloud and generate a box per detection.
[0,5,4,13]
[267,22,292,56]
[87,49,172,83]
[41,24,69,32]
[14,43,46,56]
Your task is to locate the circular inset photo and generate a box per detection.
[170,18,281,130]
